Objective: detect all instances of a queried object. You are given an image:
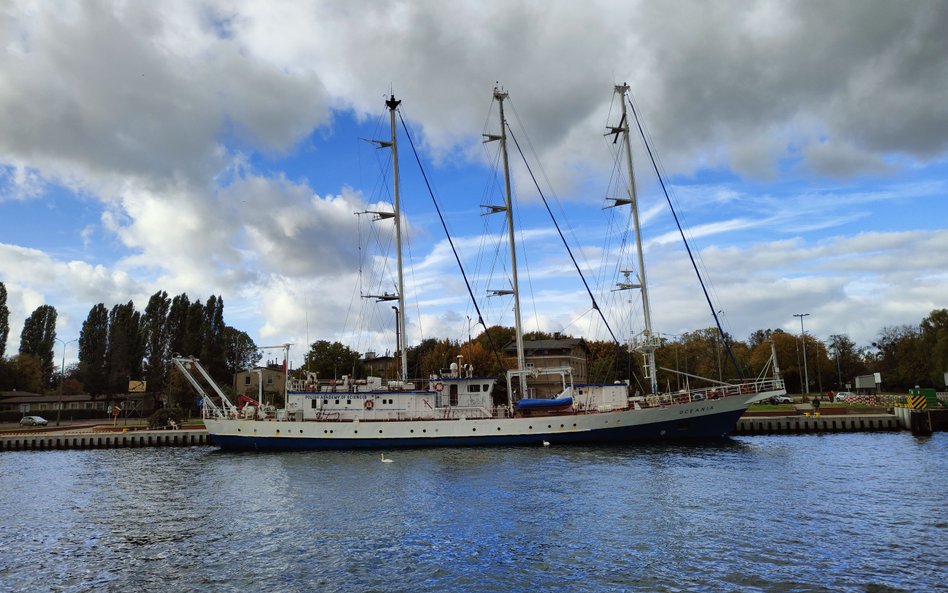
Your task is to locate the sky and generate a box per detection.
[1,0,947,368]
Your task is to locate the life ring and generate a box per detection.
[364,399,374,410]
[434,382,444,392]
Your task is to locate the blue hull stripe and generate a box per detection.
[209,408,746,451]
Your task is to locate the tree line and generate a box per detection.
[298,309,948,396]
[0,284,261,407]
[1,278,945,399]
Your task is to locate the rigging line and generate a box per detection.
[625,94,744,381]
[507,100,592,284]
[504,123,620,346]
[396,110,506,371]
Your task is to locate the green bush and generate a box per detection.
[148,407,185,430]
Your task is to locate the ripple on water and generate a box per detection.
[0,433,945,592]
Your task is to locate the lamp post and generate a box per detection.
[793,313,810,394]
[54,337,77,426]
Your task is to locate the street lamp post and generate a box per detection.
[793,313,810,394]
[54,337,77,426]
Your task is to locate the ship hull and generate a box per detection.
[203,390,774,451]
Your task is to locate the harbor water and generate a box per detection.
[1,432,945,592]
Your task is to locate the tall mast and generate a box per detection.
[613,83,658,394]
[386,94,409,384]
[495,89,526,374]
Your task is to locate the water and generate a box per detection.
[1,433,945,593]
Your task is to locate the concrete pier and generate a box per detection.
[734,414,900,435]
[0,429,210,451]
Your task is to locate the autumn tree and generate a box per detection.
[920,309,948,387]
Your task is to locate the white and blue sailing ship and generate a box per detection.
[173,86,786,450]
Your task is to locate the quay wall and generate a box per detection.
[735,414,900,435]
[1,430,210,451]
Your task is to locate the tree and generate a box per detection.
[7,354,44,393]
[224,326,261,377]
[19,304,57,386]
[303,340,362,381]
[79,304,110,397]
[201,295,227,382]
[920,309,948,387]
[415,338,460,378]
[0,282,9,358]
[142,291,171,398]
[107,301,144,394]
[184,300,205,357]
[871,325,923,391]
[167,293,191,356]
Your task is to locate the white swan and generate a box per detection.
[542,440,551,447]
[381,453,394,463]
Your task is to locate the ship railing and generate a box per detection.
[642,378,786,408]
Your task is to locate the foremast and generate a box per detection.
[364,95,409,384]
[387,95,409,384]
[611,83,660,394]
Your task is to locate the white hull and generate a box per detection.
[202,387,783,450]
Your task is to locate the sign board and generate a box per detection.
[854,374,876,389]
[19,404,29,414]
[128,380,146,393]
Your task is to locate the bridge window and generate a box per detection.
[469,384,481,393]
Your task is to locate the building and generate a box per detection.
[503,336,590,398]
[0,390,156,419]
[233,364,287,404]
[362,351,396,379]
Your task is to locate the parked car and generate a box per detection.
[769,395,793,404]
[19,415,49,426]
[833,391,855,402]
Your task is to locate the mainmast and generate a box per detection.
[483,87,527,399]
[610,83,658,394]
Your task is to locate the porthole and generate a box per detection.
[529,426,533,430]
[560,424,564,428]
[410,430,414,434]
[379,430,383,434]
[497,427,501,431]
[472,428,477,432]
[422,429,427,433]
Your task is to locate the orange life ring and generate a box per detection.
[364,399,374,410]
[434,382,444,392]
